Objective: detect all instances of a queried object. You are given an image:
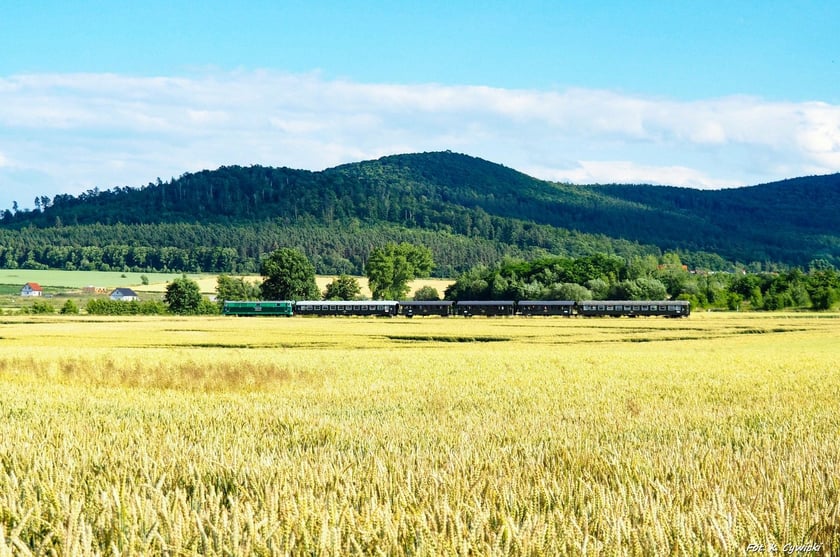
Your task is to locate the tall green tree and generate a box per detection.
[444,266,491,300]
[216,274,260,304]
[323,274,361,300]
[164,275,203,314]
[806,268,839,310]
[366,243,434,300]
[260,248,319,300]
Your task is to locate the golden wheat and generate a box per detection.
[0,313,837,555]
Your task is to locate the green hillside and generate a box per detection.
[591,175,840,265]
[1,151,838,274]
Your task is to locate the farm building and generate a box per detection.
[82,286,109,295]
[20,282,43,297]
[109,288,140,302]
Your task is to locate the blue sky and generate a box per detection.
[1,1,839,211]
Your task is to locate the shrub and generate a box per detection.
[85,299,167,315]
[197,298,220,315]
[412,285,440,301]
[31,300,56,314]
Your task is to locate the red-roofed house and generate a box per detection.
[21,282,43,297]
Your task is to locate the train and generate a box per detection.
[222,299,690,318]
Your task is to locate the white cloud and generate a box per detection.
[0,70,839,210]
[794,103,840,168]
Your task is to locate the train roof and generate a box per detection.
[578,300,689,305]
[223,300,292,305]
[455,300,516,305]
[295,300,398,306]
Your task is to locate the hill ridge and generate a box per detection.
[2,151,839,271]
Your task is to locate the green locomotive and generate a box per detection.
[222,300,294,316]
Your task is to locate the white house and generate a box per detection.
[20,282,43,297]
[109,288,140,302]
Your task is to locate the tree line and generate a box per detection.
[0,218,687,277]
[443,254,839,311]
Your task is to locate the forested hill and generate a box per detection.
[2,151,839,273]
[10,152,623,227]
[594,174,840,265]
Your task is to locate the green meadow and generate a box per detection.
[0,269,211,291]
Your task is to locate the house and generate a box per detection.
[20,282,43,297]
[109,288,140,302]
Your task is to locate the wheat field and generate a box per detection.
[0,313,838,555]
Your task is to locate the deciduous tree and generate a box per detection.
[366,243,434,300]
[164,275,203,314]
[323,274,361,300]
[260,248,319,301]
[412,285,440,301]
[216,274,260,304]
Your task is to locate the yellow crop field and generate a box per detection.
[130,274,453,298]
[0,313,838,555]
